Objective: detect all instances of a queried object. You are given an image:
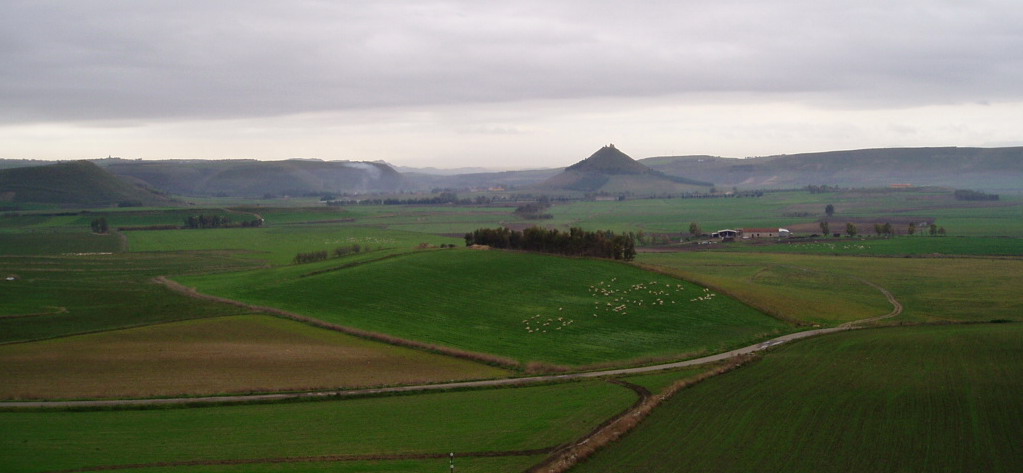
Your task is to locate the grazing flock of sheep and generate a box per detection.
[520,278,718,334]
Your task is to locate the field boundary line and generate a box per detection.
[152,276,522,369]
[43,448,555,473]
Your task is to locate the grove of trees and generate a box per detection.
[184,214,230,229]
[465,226,636,261]
[89,217,109,234]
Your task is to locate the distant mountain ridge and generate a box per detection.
[2,146,1020,201]
[0,161,172,207]
[641,147,1023,191]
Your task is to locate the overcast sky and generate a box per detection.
[2,0,1022,168]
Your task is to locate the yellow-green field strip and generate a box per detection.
[0,325,866,409]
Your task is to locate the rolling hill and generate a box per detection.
[537,145,713,193]
[96,158,404,197]
[641,147,1023,191]
[0,160,173,207]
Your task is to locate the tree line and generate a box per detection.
[465,226,636,261]
[514,200,553,220]
[953,189,999,201]
[184,214,263,229]
[815,220,947,237]
[293,243,372,264]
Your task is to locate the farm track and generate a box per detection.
[0,306,67,320]
[839,277,903,327]
[0,273,900,409]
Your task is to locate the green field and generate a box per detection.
[0,231,123,254]
[639,251,1023,324]
[0,253,258,343]
[544,190,1023,237]
[178,249,790,367]
[711,235,1023,257]
[0,381,636,473]
[573,323,1023,473]
[97,456,545,473]
[0,315,508,400]
[126,225,461,264]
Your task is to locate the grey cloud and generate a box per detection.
[2,0,1021,124]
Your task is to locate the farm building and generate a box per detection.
[709,228,791,241]
[742,228,790,239]
[740,227,793,238]
[710,229,740,241]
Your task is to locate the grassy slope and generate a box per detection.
[637,252,892,325]
[0,253,258,343]
[0,315,509,400]
[0,381,635,473]
[179,249,790,366]
[640,252,1023,323]
[573,323,1023,473]
[0,161,169,206]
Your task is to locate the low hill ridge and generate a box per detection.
[97,159,404,197]
[641,146,1023,191]
[0,161,172,207]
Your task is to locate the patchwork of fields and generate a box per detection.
[1,191,1021,472]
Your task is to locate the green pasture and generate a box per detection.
[178,249,790,367]
[574,323,1023,473]
[125,225,460,265]
[103,456,543,473]
[637,252,892,325]
[640,251,1023,324]
[0,253,258,343]
[0,231,122,255]
[711,236,1023,257]
[0,380,635,473]
[541,189,1023,237]
[0,214,82,231]
[547,196,808,234]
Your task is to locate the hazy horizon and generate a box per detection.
[2,1,1021,168]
